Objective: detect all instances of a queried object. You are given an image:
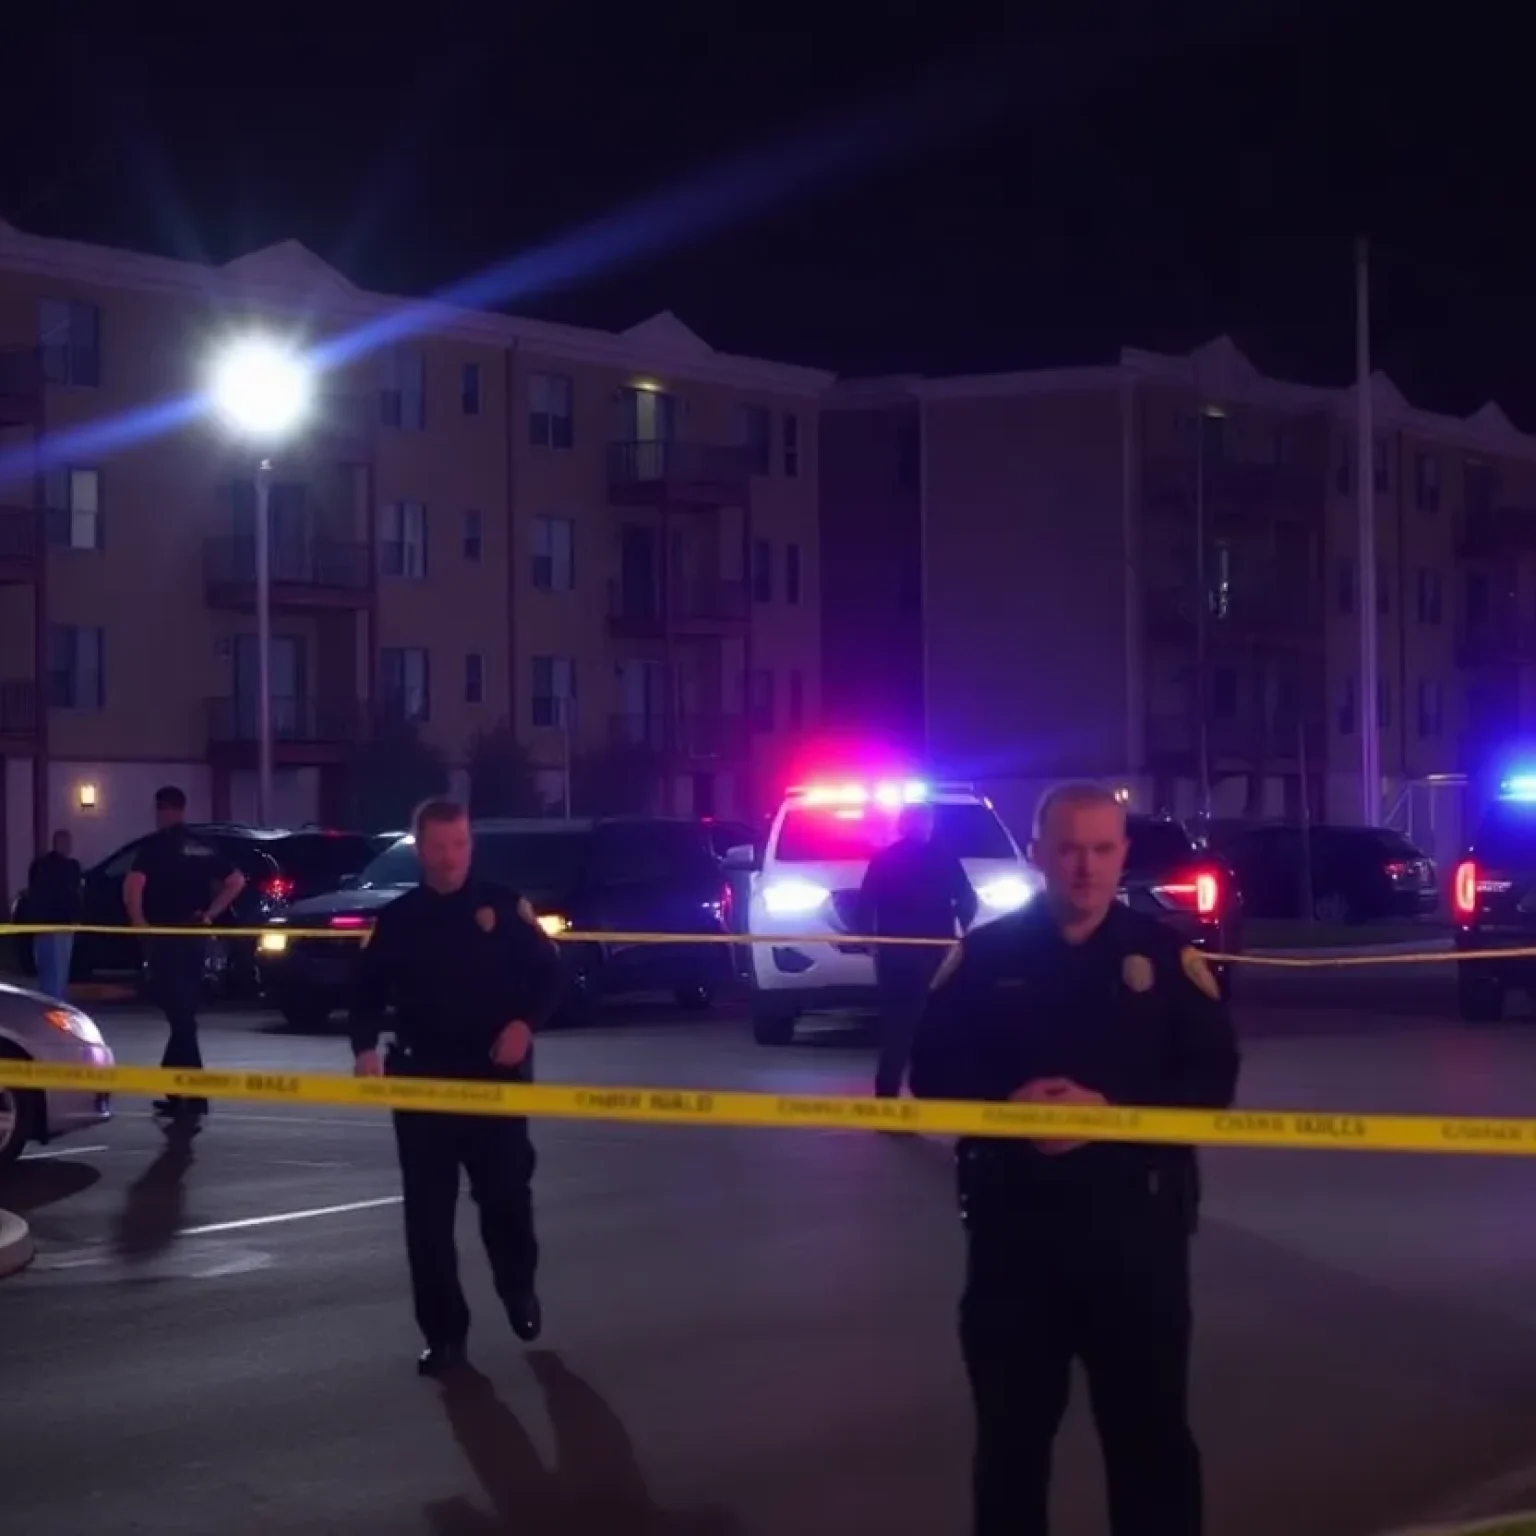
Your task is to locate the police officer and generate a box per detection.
[858,801,977,1097]
[910,782,1240,1536]
[349,798,564,1377]
[123,785,246,1124]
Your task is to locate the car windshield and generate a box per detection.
[272,834,376,882]
[1473,802,1536,864]
[359,830,591,892]
[773,802,1015,863]
[1124,819,1197,876]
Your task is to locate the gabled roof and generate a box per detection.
[221,239,358,296]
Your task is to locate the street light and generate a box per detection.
[208,337,314,828]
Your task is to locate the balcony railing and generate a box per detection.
[1142,456,1327,517]
[204,536,372,594]
[1457,508,1536,558]
[0,678,39,738]
[1145,710,1323,761]
[1455,618,1536,666]
[607,440,753,499]
[207,695,364,748]
[1144,584,1319,641]
[608,711,748,760]
[607,578,749,631]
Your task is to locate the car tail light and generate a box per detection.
[719,882,734,927]
[1152,868,1221,917]
[1384,859,1410,879]
[1453,860,1478,918]
[329,914,369,928]
[261,876,295,901]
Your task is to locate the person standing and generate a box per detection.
[349,798,564,1377]
[910,782,1240,1536]
[123,786,246,1124]
[858,801,978,1097]
[28,829,83,1000]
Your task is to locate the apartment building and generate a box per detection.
[0,219,826,899]
[821,336,1536,857]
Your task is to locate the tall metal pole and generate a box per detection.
[561,691,573,819]
[255,457,275,827]
[1355,238,1380,824]
[1194,415,1212,822]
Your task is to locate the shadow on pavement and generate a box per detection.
[112,1125,197,1262]
[0,1158,100,1214]
[426,1351,738,1534]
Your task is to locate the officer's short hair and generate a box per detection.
[411,798,469,839]
[154,784,187,810]
[1032,781,1124,840]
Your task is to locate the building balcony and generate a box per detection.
[206,695,363,764]
[0,505,39,583]
[0,678,39,746]
[1455,618,1536,667]
[1456,508,1536,558]
[606,578,750,639]
[204,536,372,611]
[607,440,753,508]
[608,710,749,762]
[303,392,376,462]
[1142,456,1327,521]
[0,347,43,426]
[1145,710,1324,765]
[1144,585,1321,647]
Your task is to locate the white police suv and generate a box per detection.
[727,779,1037,1045]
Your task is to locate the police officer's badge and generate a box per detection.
[475,906,497,933]
[1121,954,1154,993]
[1180,946,1221,1000]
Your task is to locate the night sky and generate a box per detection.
[4,3,1531,420]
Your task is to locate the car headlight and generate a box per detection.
[258,932,290,954]
[537,914,569,938]
[44,1007,104,1047]
[763,880,830,916]
[977,876,1032,912]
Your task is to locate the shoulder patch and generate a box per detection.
[929,942,964,991]
[1180,946,1221,1001]
[475,905,498,933]
[1121,953,1154,993]
[515,897,539,929]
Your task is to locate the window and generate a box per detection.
[38,297,100,387]
[749,668,775,730]
[1417,679,1443,738]
[734,404,772,476]
[531,516,576,591]
[775,801,1014,864]
[380,647,430,723]
[380,348,426,430]
[462,509,483,563]
[788,669,805,729]
[48,624,104,710]
[379,502,428,579]
[531,656,576,729]
[1373,436,1390,493]
[1466,570,1490,625]
[465,652,485,705]
[1336,558,1355,616]
[783,413,800,477]
[461,363,482,416]
[1415,569,1442,625]
[1377,678,1391,731]
[1337,675,1356,735]
[1465,459,1495,518]
[44,466,101,550]
[1415,452,1440,512]
[750,538,773,602]
[594,822,716,884]
[1125,817,1200,874]
[1376,557,1390,616]
[529,371,574,448]
[785,542,802,605]
[1211,666,1238,717]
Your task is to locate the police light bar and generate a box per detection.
[790,780,932,808]
[1499,773,1536,802]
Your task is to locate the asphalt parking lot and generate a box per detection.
[7,966,1536,1534]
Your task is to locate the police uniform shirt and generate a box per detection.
[130,826,235,926]
[909,900,1240,1183]
[349,877,563,1079]
[860,837,980,960]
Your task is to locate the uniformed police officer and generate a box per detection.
[858,801,978,1097]
[910,781,1240,1536]
[349,798,564,1377]
[123,785,246,1124]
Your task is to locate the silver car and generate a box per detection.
[0,981,114,1173]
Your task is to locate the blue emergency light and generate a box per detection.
[1498,773,1536,803]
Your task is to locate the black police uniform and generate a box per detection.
[858,835,978,1096]
[130,825,235,1118]
[349,877,563,1366]
[910,899,1240,1536]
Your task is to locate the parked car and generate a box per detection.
[0,980,114,1173]
[1213,823,1438,924]
[11,825,378,994]
[1451,778,1536,1021]
[1122,814,1243,999]
[256,816,741,1029]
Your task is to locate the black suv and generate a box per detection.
[12,825,377,992]
[1451,786,1536,1020]
[257,816,739,1029]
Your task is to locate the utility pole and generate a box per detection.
[1194,414,1212,822]
[1356,237,1381,824]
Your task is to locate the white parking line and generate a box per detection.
[21,1144,110,1161]
[178,1196,402,1236]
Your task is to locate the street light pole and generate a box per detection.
[254,456,275,827]
[1356,237,1381,824]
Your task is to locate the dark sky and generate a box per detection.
[4,4,1532,419]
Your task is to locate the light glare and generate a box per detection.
[210,338,314,439]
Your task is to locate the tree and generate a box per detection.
[345,718,449,832]
[569,743,663,817]
[466,723,546,818]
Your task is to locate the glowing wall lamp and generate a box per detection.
[76,782,99,811]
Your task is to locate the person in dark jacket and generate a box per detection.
[350,798,564,1377]
[28,829,83,1000]
[858,801,978,1097]
[910,781,1240,1536]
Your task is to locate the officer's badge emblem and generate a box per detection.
[1180,946,1221,1001]
[1122,954,1154,993]
[475,906,497,933]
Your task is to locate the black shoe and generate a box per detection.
[152,1097,209,1120]
[508,1293,542,1343]
[417,1342,468,1378]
